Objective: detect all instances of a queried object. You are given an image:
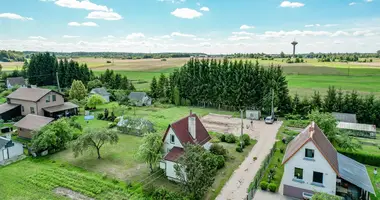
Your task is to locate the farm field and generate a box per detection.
[2,57,380,96]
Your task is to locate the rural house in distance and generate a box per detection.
[128,92,152,106]
[13,114,54,139]
[6,77,26,89]
[160,112,212,181]
[90,87,111,103]
[281,122,375,200]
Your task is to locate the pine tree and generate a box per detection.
[311,91,322,111]
[157,73,167,98]
[324,86,337,112]
[150,76,158,99]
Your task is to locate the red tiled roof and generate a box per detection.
[164,147,184,162]
[163,114,211,146]
[282,122,339,175]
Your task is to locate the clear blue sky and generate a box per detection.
[0,0,380,53]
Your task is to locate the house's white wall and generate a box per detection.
[0,147,4,162]
[8,142,23,158]
[282,141,337,195]
[163,127,183,154]
[165,160,181,181]
[203,141,212,150]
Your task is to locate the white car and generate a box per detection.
[265,116,275,124]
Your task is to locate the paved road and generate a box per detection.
[215,120,282,200]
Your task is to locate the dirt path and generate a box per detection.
[210,117,282,200]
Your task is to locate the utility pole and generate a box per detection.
[271,89,274,117]
[56,72,61,93]
[240,109,244,149]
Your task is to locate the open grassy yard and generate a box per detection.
[0,158,145,200]
[367,165,380,200]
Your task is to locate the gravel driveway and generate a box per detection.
[202,114,282,200]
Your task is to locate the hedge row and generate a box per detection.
[338,149,380,166]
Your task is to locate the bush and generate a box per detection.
[260,181,268,190]
[280,147,285,154]
[106,60,112,63]
[241,134,251,146]
[97,113,104,120]
[210,143,228,159]
[109,122,117,129]
[218,134,226,142]
[0,90,11,97]
[268,183,277,192]
[214,155,225,169]
[236,146,243,152]
[338,149,380,166]
[225,134,236,143]
[142,184,155,196]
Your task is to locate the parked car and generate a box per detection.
[265,116,275,124]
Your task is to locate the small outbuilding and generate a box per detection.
[14,114,54,139]
[90,88,111,103]
[246,110,261,120]
[0,103,21,121]
[337,122,376,138]
[0,136,23,165]
[128,92,152,106]
[6,77,26,89]
[332,112,357,123]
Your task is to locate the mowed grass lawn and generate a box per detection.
[367,165,380,200]
[0,158,144,200]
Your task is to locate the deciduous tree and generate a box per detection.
[72,128,119,159]
[69,80,87,100]
[87,94,105,109]
[136,132,163,173]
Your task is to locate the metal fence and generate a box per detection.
[246,142,277,200]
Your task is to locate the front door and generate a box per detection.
[3,149,8,160]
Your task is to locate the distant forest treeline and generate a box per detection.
[23,52,207,59]
[0,50,25,62]
[225,51,380,59]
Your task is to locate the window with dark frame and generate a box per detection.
[46,95,50,103]
[170,135,175,143]
[52,95,56,102]
[305,148,314,158]
[30,107,35,114]
[313,171,323,184]
[294,167,303,180]
[21,106,24,112]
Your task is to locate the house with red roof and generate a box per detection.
[282,122,375,200]
[159,111,212,181]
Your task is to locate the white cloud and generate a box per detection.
[104,35,115,39]
[171,32,196,37]
[240,25,255,30]
[54,0,109,11]
[280,1,305,8]
[228,36,251,41]
[86,10,122,20]
[232,31,255,36]
[315,24,320,27]
[334,40,343,44]
[63,35,80,38]
[331,31,350,37]
[353,30,373,36]
[260,30,331,38]
[126,33,145,40]
[0,13,33,21]
[158,0,185,3]
[200,7,210,11]
[365,0,373,2]
[325,24,339,27]
[68,21,98,26]
[196,2,201,6]
[39,0,56,2]
[193,38,211,41]
[305,24,314,27]
[171,8,203,19]
[29,36,46,40]
[349,2,357,5]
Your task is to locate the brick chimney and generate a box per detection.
[189,110,196,139]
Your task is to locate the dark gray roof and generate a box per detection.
[90,88,110,96]
[0,103,20,114]
[0,137,13,149]
[128,92,148,101]
[43,102,79,113]
[337,153,376,195]
[332,112,357,123]
[7,77,26,86]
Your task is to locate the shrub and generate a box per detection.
[225,134,236,143]
[210,143,228,159]
[218,134,226,142]
[280,147,285,154]
[214,155,225,169]
[268,183,277,192]
[97,113,104,120]
[106,60,112,63]
[338,149,380,166]
[260,181,268,190]
[0,90,12,97]
[241,134,251,146]
[236,146,243,153]
[142,184,155,196]
[109,122,117,129]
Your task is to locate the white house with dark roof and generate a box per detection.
[159,112,212,181]
[281,122,375,200]
[90,87,111,102]
[6,77,26,89]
